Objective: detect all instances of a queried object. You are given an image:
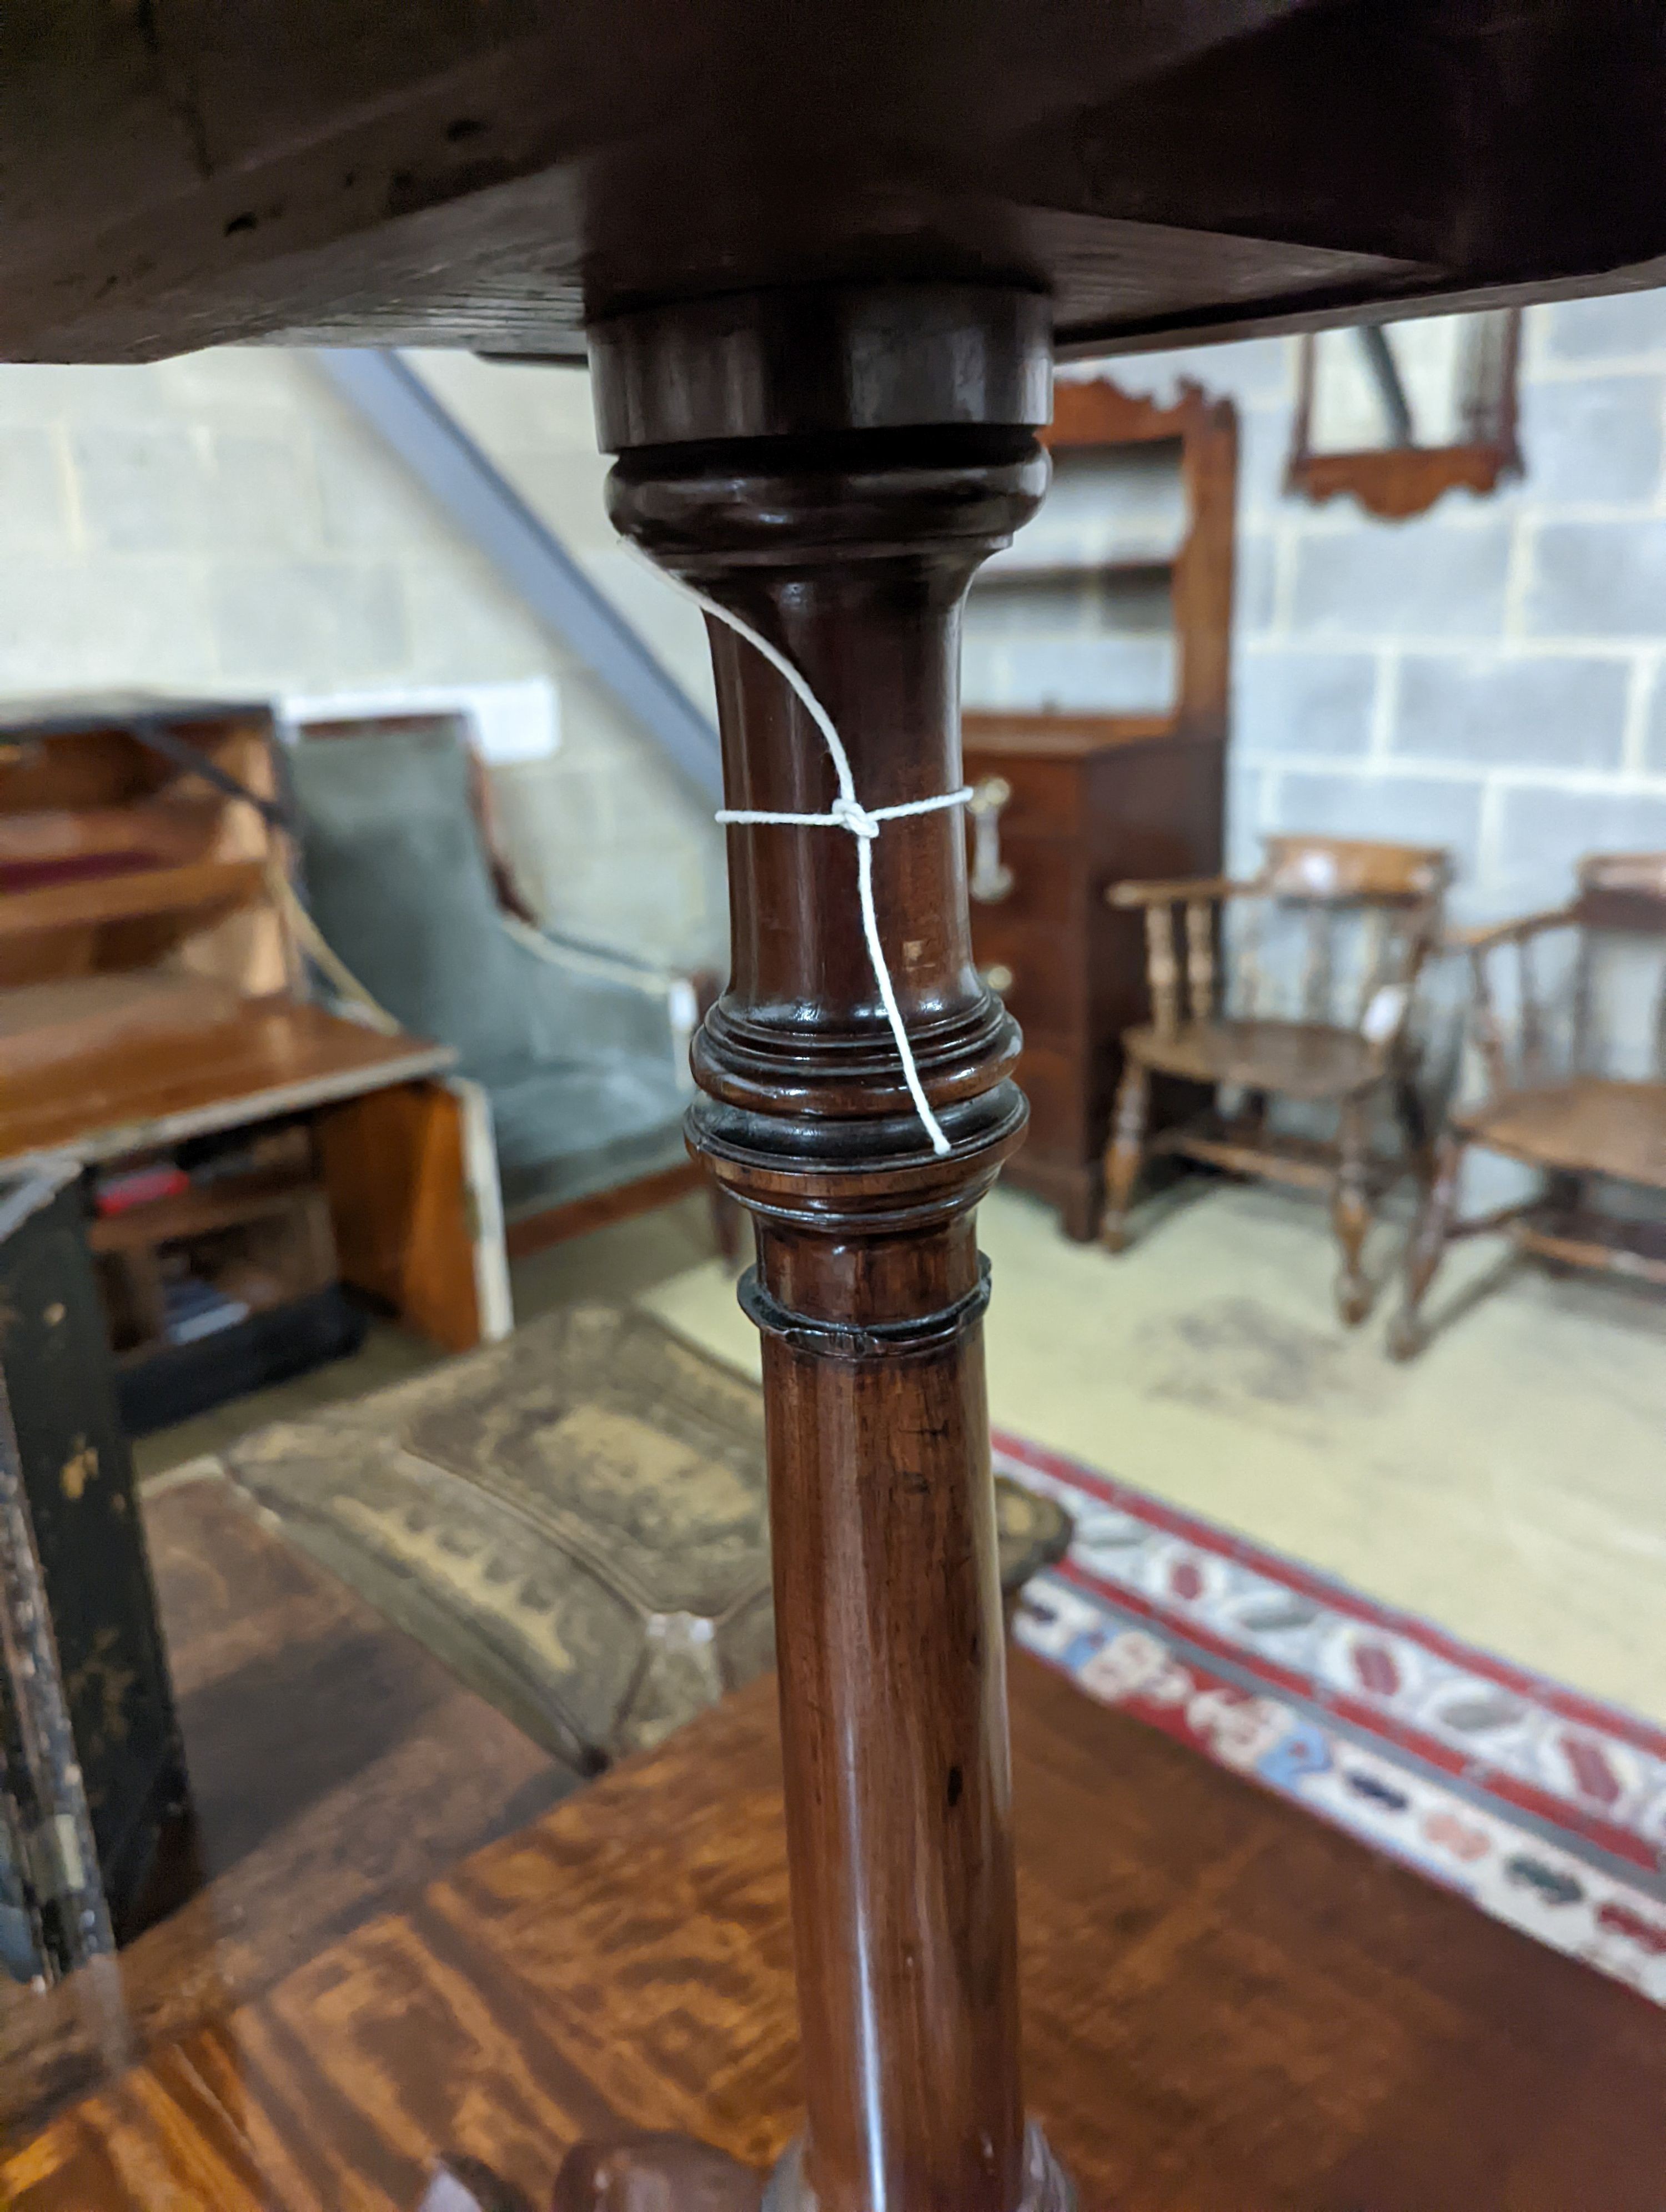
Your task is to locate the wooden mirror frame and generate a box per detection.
[1284,310,1523,521]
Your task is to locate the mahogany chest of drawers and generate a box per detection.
[961,374,1236,1238]
[964,715,1225,1238]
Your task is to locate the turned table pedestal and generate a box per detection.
[566,284,1069,2212]
[8,11,1665,2195]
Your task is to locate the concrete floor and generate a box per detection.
[140,1175,1666,1728]
[643,1178,1666,1728]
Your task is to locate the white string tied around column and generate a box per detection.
[666,574,970,1157]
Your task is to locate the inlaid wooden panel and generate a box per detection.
[9,1657,1666,2209]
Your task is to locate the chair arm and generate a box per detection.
[501,919,712,1094]
[1106,876,1253,909]
[1446,909,1582,1102]
[1449,906,1580,956]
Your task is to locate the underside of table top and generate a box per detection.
[4,1,1663,367]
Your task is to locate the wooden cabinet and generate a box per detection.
[0,698,509,1420]
[1,1167,185,1967]
[964,377,1236,1238]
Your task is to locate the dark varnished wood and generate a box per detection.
[10,1658,1666,2209]
[596,286,1060,2211]
[0,1167,152,1973]
[1105,836,1448,1322]
[1283,311,1523,520]
[4,6,1666,365]
[1393,849,1666,1354]
[0,1472,570,2145]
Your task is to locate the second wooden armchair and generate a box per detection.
[1392,852,1666,1357]
[1102,835,1451,1322]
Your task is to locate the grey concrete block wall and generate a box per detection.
[0,426,74,550]
[1391,655,1630,772]
[1290,516,1515,640]
[0,348,727,967]
[4,298,1666,978]
[1063,287,1666,926]
[1543,288,1666,361]
[1648,670,1666,773]
[1236,650,1377,760]
[1526,520,1666,641]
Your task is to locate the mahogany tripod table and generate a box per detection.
[6,1658,1665,2210]
[6,7,1666,2206]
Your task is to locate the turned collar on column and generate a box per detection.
[586,285,1052,451]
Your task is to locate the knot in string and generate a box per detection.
[829,795,882,841]
[645,557,968,1157]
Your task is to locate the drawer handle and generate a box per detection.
[980,962,1016,996]
[967,776,1015,903]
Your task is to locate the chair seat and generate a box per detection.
[1454,1077,1666,1189]
[1125,1017,1382,1100]
[488,1058,689,1218]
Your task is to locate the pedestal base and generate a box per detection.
[765,2122,1073,2212]
[550,2133,764,2212]
[549,2121,1073,2212]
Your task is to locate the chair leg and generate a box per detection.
[1391,1062,1434,1192]
[1388,1132,1467,1360]
[1101,1062,1150,1254]
[1332,1096,1373,1326]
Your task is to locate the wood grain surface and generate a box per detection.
[0,988,454,1167]
[3,3,1664,366]
[1454,1075,1666,1186]
[7,1653,1666,2209]
[317,1080,484,1353]
[0,1473,573,2148]
[0,858,268,942]
[602,295,1060,2211]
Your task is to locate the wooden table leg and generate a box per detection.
[555,285,1070,2212]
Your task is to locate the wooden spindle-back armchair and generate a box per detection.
[1392,852,1666,1356]
[1103,834,1451,1323]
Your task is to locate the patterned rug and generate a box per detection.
[995,1430,1666,2009]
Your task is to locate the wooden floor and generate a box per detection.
[0,1472,575,2146]
[6,1642,1665,2208]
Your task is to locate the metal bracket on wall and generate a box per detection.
[310,350,724,802]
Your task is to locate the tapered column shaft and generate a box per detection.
[593,284,1067,2212]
